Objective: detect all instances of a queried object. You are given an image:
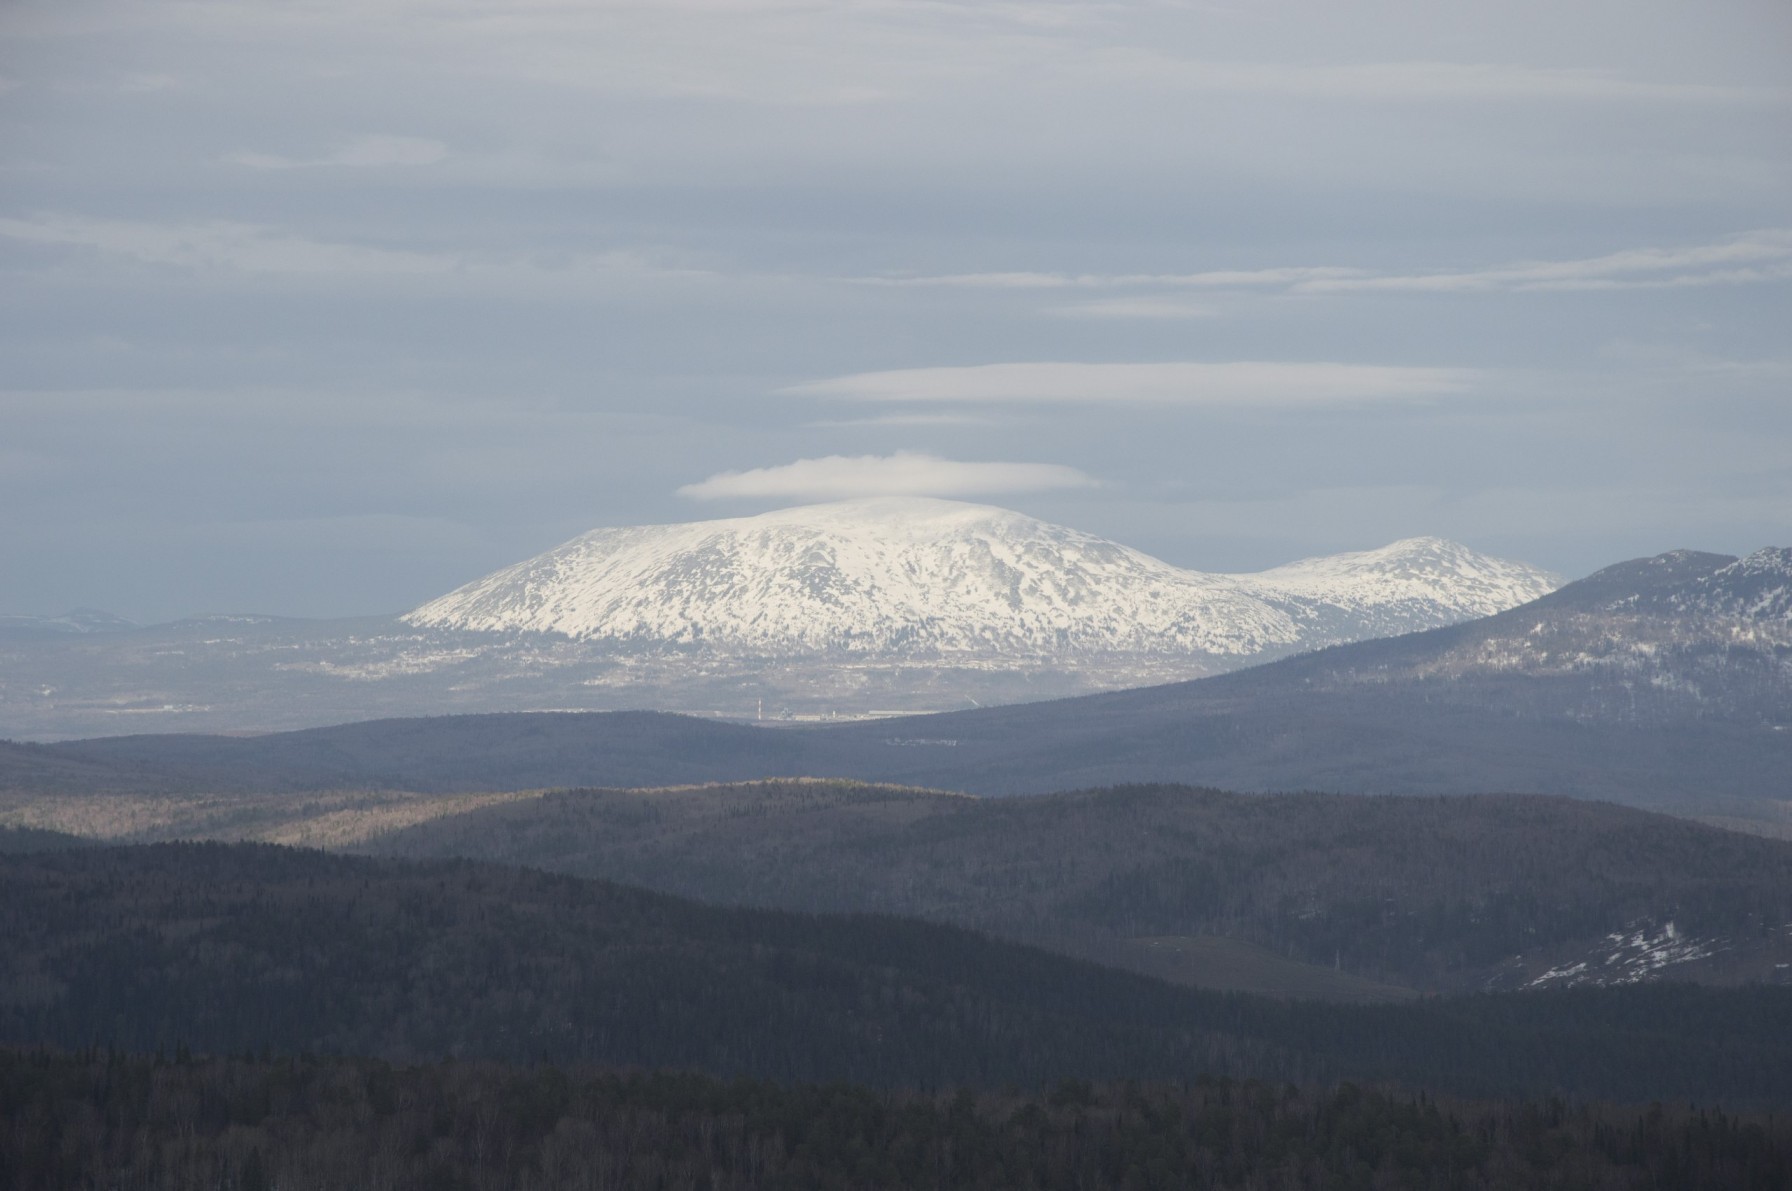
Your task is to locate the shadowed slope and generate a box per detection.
[4,841,1792,1105]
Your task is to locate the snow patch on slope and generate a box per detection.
[1527,920,1722,989]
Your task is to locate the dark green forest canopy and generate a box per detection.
[4,1049,1790,1191]
[4,842,1791,1106]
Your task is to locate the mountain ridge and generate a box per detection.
[404,498,1559,669]
[0,608,137,637]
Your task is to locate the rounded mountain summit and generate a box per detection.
[405,499,1560,671]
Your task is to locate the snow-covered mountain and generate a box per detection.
[405,498,1558,667]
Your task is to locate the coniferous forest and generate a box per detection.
[4,842,1792,1095]
[7,1048,1792,1191]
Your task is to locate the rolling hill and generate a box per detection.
[5,840,1791,1105]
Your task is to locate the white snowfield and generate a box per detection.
[404,498,1560,663]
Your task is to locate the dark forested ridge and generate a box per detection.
[357,782,1792,994]
[10,776,1792,996]
[7,1049,1790,1191]
[8,711,809,796]
[0,824,93,853]
[4,842,1792,1106]
[16,694,1788,824]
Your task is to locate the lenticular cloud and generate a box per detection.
[676,452,1098,500]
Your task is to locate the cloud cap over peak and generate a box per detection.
[677,452,1098,501]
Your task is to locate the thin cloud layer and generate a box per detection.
[0,215,727,288]
[859,266,1369,290]
[785,363,1474,406]
[866,232,1792,299]
[677,453,1097,501]
[1050,299,1218,320]
[1301,230,1792,294]
[227,135,449,170]
[1116,56,1783,105]
[0,215,453,276]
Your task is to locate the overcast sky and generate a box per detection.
[3,0,1789,622]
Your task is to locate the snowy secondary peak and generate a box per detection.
[1689,547,1792,620]
[1245,535,1557,605]
[1543,546,1792,621]
[405,500,1560,663]
[1729,546,1792,574]
[1239,536,1562,640]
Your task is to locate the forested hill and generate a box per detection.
[3,841,1792,1106]
[11,712,804,795]
[19,699,1791,823]
[357,782,1792,994]
[10,777,1792,996]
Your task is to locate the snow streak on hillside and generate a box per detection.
[1680,548,1792,620]
[405,499,1559,665]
